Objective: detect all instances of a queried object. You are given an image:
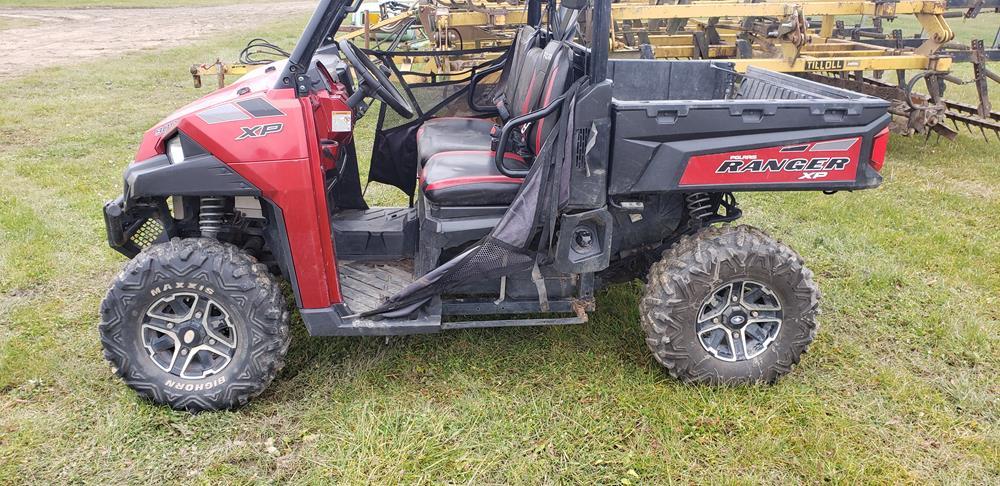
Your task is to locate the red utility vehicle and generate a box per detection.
[101,0,890,410]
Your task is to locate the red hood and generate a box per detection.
[135,62,286,161]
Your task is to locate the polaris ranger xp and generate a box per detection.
[100,0,891,411]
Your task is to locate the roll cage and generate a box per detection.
[276,0,608,94]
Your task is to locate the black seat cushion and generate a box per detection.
[497,26,540,114]
[416,117,494,166]
[421,150,528,206]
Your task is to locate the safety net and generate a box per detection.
[364,46,508,198]
[363,79,585,318]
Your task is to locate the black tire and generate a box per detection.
[640,225,820,384]
[99,238,290,411]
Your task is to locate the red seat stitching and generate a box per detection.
[519,72,539,115]
[425,176,523,192]
[535,63,562,152]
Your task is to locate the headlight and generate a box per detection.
[166,135,185,164]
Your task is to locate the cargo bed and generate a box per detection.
[607,60,892,195]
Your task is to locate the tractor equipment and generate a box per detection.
[104,0,892,411]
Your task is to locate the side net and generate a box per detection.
[363,80,584,318]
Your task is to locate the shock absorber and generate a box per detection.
[199,196,226,239]
[685,192,713,224]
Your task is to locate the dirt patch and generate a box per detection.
[0,3,313,79]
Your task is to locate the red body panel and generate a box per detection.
[679,137,862,186]
[133,63,354,309]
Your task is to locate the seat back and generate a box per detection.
[526,41,572,154]
[494,26,539,119]
[510,45,551,119]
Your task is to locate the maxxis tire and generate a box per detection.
[640,225,821,384]
[99,238,290,411]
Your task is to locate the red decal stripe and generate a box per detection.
[679,137,862,186]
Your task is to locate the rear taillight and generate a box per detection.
[869,127,890,172]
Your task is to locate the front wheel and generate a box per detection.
[640,225,821,384]
[99,238,290,411]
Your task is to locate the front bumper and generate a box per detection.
[103,194,164,258]
[103,147,259,258]
[103,196,129,249]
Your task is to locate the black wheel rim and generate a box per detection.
[696,280,783,362]
[141,292,237,379]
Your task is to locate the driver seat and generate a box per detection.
[420,41,571,207]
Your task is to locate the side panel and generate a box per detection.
[220,93,343,309]
[226,156,340,308]
[609,113,890,194]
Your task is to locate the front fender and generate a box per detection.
[123,153,260,203]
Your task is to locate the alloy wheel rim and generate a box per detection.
[141,292,237,379]
[696,280,783,362]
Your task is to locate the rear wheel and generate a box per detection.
[99,238,290,411]
[640,225,820,384]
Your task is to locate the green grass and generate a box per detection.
[0,15,998,485]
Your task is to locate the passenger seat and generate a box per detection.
[415,26,539,166]
[420,41,572,207]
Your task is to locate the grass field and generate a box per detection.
[0,12,998,485]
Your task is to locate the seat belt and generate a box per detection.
[495,97,511,120]
[490,124,532,160]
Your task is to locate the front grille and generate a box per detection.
[130,218,164,249]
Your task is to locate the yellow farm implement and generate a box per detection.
[190,0,1000,138]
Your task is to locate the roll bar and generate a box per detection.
[276,0,611,93]
[276,0,357,92]
[494,93,570,178]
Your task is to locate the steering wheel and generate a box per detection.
[338,40,414,119]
